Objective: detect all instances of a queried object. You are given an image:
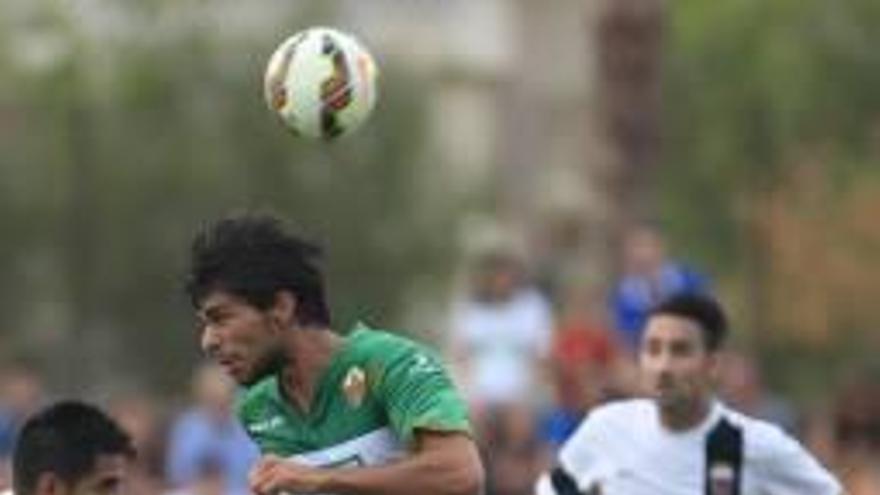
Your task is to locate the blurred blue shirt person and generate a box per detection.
[610,225,709,350]
[166,364,258,495]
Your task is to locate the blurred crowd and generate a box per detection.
[448,223,880,495]
[0,225,877,494]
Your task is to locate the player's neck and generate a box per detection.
[281,328,345,413]
[659,395,712,432]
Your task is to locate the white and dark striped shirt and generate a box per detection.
[536,399,841,495]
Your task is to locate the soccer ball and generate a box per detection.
[263,27,379,139]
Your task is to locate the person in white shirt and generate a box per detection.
[535,294,842,495]
[450,249,554,407]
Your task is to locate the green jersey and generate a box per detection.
[236,323,471,468]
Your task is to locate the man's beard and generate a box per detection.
[243,347,287,387]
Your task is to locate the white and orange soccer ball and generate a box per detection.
[263,27,379,139]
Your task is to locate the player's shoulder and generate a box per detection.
[560,398,652,458]
[715,403,799,460]
[590,397,653,419]
[582,398,653,429]
[346,323,434,363]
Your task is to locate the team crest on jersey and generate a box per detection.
[342,366,367,408]
[708,462,735,495]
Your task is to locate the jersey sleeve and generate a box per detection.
[551,402,640,493]
[535,406,616,495]
[556,411,607,491]
[374,342,471,445]
[752,424,843,494]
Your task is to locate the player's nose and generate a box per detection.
[200,324,222,355]
[648,349,675,374]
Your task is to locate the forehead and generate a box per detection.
[198,290,248,312]
[643,314,704,344]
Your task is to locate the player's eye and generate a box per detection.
[670,340,694,357]
[96,477,122,495]
[644,339,662,355]
[203,307,230,325]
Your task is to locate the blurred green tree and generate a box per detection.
[0,1,457,395]
[661,0,880,396]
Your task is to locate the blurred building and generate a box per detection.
[1,0,616,286]
[342,0,609,255]
[0,0,662,387]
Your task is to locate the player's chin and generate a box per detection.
[216,360,250,385]
[227,369,249,385]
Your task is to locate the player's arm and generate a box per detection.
[331,429,482,495]
[328,342,484,495]
[534,408,607,495]
[249,430,482,495]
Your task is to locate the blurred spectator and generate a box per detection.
[532,211,588,304]
[803,370,880,495]
[0,364,45,491]
[540,282,619,448]
[802,409,839,471]
[165,363,258,495]
[832,373,880,455]
[164,454,226,495]
[718,351,798,434]
[449,248,554,412]
[609,224,709,350]
[109,393,167,495]
[483,405,548,495]
[842,458,880,495]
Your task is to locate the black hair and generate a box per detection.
[186,212,331,327]
[13,401,135,495]
[647,293,728,352]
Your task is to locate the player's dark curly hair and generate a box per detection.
[647,293,728,352]
[13,401,135,495]
[186,212,331,327]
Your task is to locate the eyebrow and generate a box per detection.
[198,303,227,320]
[645,335,694,346]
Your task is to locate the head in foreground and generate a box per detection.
[13,401,135,495]
[186,212,331,386]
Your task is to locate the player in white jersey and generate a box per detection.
[536,294,842,495]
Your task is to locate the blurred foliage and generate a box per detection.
[662,0,880,397]
[0,2,457,394]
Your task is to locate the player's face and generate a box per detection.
[639,315,718,410]
[60,454,129,495]
[197,290,285,386]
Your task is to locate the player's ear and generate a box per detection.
[706,349,723,381]
[270,290,298,331]
[34,472,68,495]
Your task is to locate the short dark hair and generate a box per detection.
[186,212,331,327]
[647,293,728,351]
[13,401,135,495]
